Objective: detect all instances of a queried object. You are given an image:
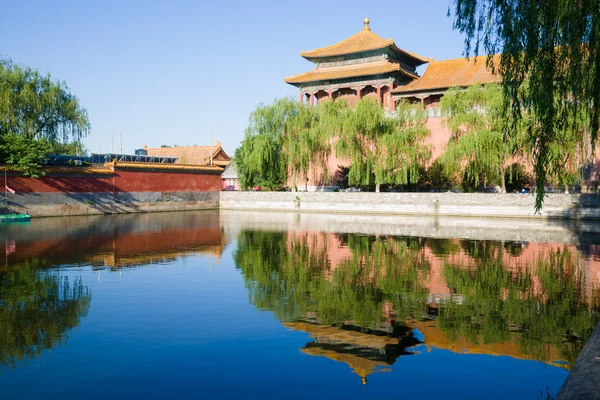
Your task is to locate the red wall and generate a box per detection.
[1,168,222,193]
[115,169,220,192]
[2,175,113,193]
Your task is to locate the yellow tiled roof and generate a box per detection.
[300,24,429,64]
[284,61,417,85]
[0,165,114,175]
[392,55,501,94]
[145,143,231,166]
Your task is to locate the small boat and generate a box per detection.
[0,214,31,223]
[1,170,30,222]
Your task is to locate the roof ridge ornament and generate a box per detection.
[363,18,370,31]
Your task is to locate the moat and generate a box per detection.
[1,210,599,399]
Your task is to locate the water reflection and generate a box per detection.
[0,211,225,270]
[1,210,599,396]
[0,266,91,369]
[234,230,600,381]
[0,211,226,370]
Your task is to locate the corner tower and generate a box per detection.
[285,18,430,111]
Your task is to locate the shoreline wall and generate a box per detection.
[220,191,600,220]
[1,163,222,217]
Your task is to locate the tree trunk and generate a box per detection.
[375,183,381,193]
[501,172,506,193]
[565,184,569,194]
[292,173,297,192]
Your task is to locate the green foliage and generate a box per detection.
[234,230,430,327]
[0,133,52,177]
[49,140,88,156]
[452,0,600,209]
[439,83,521,192]
[335,98,431,191]
[0,58,90,141]
[234,98,298,190]
[233,229,600,368]
[424,159,460,191]
[0,265,91,368]
[285,101,337,189]
[236,97,431,192]
[441,247,598,366]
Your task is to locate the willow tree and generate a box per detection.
[284,100,340,191]
[539,90,591,193]
[439,83,524,192]
[234,98,299,190]
[0,58,90,177]
[335,98,431,192]
[452,0,600,208]
[0,58,90,141]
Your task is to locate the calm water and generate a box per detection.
[1,210,600,399]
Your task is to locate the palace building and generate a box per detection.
[285,19,501,190]
[284,18,430,112]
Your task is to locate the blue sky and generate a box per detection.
[1,0,466,156]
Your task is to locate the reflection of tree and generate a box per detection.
[459,239,502,260]
[441,248,600,367]
[234,230,430,328]
[503,241,526,257]
[426,238,461,257]
[0,263,91,369]
[235,230,600,369]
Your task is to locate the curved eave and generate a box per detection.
[389,44,432,65]
[284,63,418,87]
[300,42,393,61]
[301,43,431,67]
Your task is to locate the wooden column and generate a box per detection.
[377,84,381,105]
[309,92,315,107]
[299,91,304,105]
[328,88,333,101]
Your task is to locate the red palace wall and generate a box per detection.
[1,168,221,193]
[1,165,222,216]
[114,169,221,193]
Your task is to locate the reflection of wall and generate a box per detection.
[1,210,225,269]
[284,231,600,301]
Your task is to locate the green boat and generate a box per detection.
[0,214,31,222]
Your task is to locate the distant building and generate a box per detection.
[144,141,231,167]
[221,162,240,191]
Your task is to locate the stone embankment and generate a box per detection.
[557,322,600,399]
[220,191,600,220]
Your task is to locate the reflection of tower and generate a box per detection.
[284,321,421,383]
